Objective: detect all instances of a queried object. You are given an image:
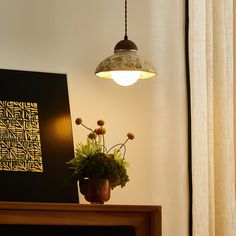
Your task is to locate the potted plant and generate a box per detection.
[67,117,134,204]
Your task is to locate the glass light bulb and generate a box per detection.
[111,71,140,86]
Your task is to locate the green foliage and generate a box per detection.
[67,139,129,189]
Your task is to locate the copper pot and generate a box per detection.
[79,178,110,204]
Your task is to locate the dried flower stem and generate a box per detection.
[102,134,105,152]
[107,143,127,160]
[80,123,94,133]
[117,138,129,152]
[101,144,108,153]
[80,123,98,144]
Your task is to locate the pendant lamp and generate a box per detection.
[95,0,157,86]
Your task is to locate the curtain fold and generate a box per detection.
[189,0,236,235]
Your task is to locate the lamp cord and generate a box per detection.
[124,0,128,40]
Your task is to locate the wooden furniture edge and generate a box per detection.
[0,201,161,211]
[0,202,162,236]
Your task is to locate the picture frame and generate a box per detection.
[0,69,78,203]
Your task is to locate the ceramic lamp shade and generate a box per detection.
[95,51,157,85]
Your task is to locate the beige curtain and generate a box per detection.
[189,0,236,235]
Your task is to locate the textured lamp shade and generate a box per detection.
[95,40,157,86]
[95,51,157,86]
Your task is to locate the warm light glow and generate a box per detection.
[111,71,140,86]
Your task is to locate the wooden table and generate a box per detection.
[0,201,161,236]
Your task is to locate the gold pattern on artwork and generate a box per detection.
[0,101,43,172]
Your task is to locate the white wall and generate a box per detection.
[0,0,188,235]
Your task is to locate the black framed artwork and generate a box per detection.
[0,69,78,203]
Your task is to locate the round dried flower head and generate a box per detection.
[75,118,82,125]
[94,128,100,135]
[100,127,106,135]
[96,127,106,135]
[127,132,134,140]
[88,132,97,140]
[97,119,105,126]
